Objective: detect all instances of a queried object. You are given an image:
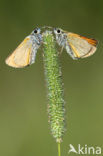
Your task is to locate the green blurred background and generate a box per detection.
[0,0,103,156]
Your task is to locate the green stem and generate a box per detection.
[43,30,65,143]
[58,143,61,156]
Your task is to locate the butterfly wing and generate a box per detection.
[5,36,38,68]
[66,33,98,59]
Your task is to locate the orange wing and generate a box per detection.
[79,36,98,46]
[67,33,98,58]
[5,37,32,68]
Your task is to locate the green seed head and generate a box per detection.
[43,31,65,142]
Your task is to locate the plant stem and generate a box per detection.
[43,30,65,144]
[58,142,61,156]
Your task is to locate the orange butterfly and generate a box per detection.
[53,28,98,59]
[5,28,42,68]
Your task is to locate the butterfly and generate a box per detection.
[5,27,98,68]
[53,28,98,59]
[5,28,42,68]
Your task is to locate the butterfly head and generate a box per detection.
[53,28,67,46]
[31,28,42,45]
[31,28,41,34]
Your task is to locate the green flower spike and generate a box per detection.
[43,30,65,156]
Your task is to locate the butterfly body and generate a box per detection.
[30,31,42,65]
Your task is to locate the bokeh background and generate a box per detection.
[0,0,103,156]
